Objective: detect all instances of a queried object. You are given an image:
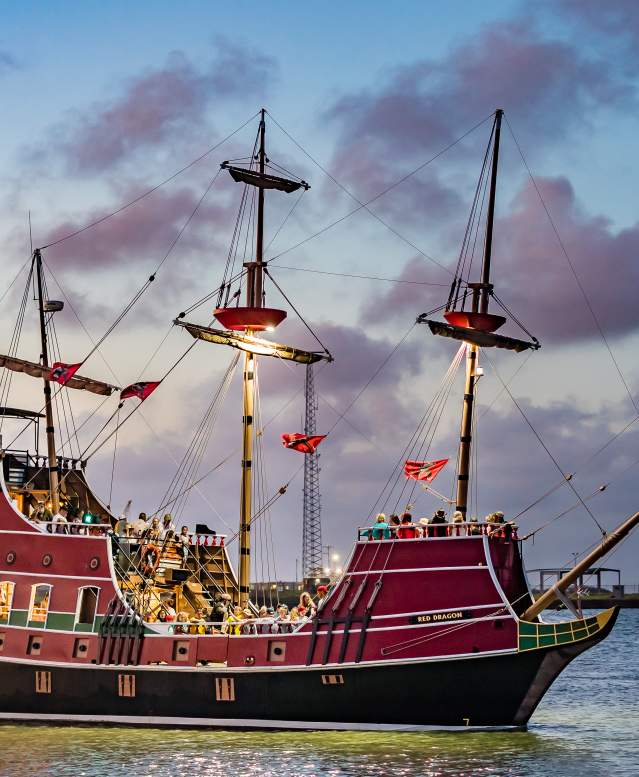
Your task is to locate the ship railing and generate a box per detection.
[36,522,112,536]
[148,617,309,636]
[121,531,226,546]
[356,521,518,541]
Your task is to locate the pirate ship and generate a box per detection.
[0,108,636,730]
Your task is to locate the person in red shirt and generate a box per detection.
[397,512,418,539]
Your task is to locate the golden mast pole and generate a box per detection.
[34,249,60,515]
[455,110,503,519]
[238,109,266,609]
[455,293,479,519]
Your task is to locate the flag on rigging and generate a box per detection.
[281,433,326,454]
[49,362,82,386]
[403,458,449,482]
[120,381,161,401]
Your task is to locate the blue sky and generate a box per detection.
[1,1,638,581]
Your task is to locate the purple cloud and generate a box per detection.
[327,18,630,160]
[43,41,275,174]
[356,175,639,345]
[322,16,634,239]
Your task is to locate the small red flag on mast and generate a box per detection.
[120,381,161,401]
[281,433,326,454]
[403,458,449,482]
[49,362,81,386]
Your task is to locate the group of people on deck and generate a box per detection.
[150,587,329,635]
[368,509,515,539]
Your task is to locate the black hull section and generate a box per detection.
[0,618,615,731]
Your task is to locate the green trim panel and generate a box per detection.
[46,612,76,631]
[518,611,610,653]
[8,610,28,627]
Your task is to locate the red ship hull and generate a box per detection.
[0,472,618,730]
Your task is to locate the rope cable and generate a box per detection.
[39,111,260,250]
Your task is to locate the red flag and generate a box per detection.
[120,381,161,401]
[404,458,448,482]
[281,433,326,454]
[49,362,81,386]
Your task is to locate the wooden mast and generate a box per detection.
[238,108,266,608]
[34,248,60,515]
[455,109,503,518]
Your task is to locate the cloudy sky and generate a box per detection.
[1,1,638,583]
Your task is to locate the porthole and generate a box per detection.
[5,552,16,565]
[42,554,53,567]
[89,557,100,570]
[245,655,255,666]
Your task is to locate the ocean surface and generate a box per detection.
[0,609,637,777]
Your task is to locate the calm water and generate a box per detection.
[0,610,637,777]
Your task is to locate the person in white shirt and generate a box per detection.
[160,513,176,541]
[52,505,69,534]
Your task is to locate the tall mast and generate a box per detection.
[238,108,266,608]
[34,249,60,514]
[455,109,502,518]
[254,108,266,307]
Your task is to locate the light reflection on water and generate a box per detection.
[0,610,637,777]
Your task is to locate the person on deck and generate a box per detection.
[468,516,482,536]
[160,513,176,542]
[388,514,401,537]
[416,517,430,537]
[488,511,508,538]
[397,512,418,539]
[52,505,69,534]
[224,606,244,635]
[429,509,448,538]
[177,526,191,563]
[316,585,328,610]
[132,512,148,538]
[298,591,315,618]
[190,608,206,624]
[451,510,466,536]
[370,513,391,540]
[146,517,162,542]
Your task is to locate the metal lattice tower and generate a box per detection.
[302,363,322,579]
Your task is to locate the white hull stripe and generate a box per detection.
[0,570,112,581]
[0,613,512,638]
[0,646,517,672]
[0,711,521,732]
[347,565,490,575]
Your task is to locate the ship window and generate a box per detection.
[118,674,136,698]
[35,670,51,694]
[75,587,99,626]
[28,584,52,624]
[0,582,14,620]
[268,640,287,662]
[172,640,190,662]
[215,677,235,702]
[0,632,5,651]
[73,638,90,658]
[27,635,43,655]
[321,674,344,685]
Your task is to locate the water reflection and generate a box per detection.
[0,611,636,777]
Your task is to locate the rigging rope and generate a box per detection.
[482,351,606,535]
[266,110,495,275]
[263,268,332,358]
[79,167,222,367]
[38,111,260,250]
[271,264,449,286]
[504,115,638,416]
